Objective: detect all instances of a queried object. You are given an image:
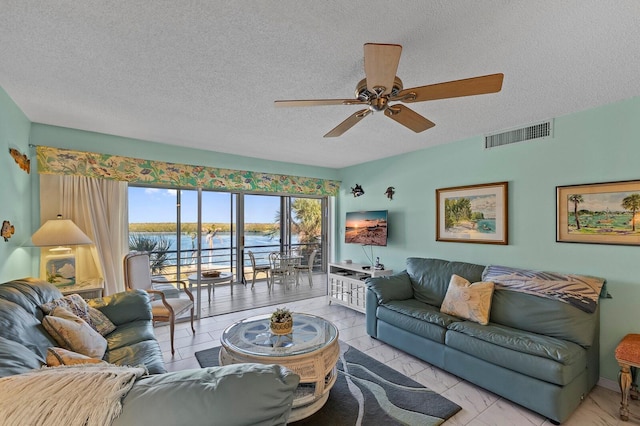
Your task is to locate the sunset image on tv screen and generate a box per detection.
[345,210,387,246]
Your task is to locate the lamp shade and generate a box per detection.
[32,215,93,247]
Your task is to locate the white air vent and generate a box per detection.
[485,120,553,149]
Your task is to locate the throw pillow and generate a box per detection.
[42,306,108,359]
[46,347,106,367]
[41,294,116,335]
[440,274,495,325]
[87,306,117,336]
[41,294,91,325]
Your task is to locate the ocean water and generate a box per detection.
[476,219,496,233]
[130,232,300,267]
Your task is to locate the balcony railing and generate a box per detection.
[147,242,322,283]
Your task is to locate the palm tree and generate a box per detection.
[129,233,172,274]
[291,198,322,245]
[267,199,322,248]
[622,193,640,232]
[568,194,584,230]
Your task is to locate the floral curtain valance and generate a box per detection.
[36,146,341,196]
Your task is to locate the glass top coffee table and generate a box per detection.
[220,313,339,422]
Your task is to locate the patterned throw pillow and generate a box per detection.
[46,347,106,367]
[41,306,107,359]
[440,274,495,325]
[41,294,91,324]
[87,306,116,336]
[41,294,116,336]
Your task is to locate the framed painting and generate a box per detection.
[436,181,508,244]
[557,180,640,245]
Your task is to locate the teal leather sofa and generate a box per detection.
[0,278,300,426]
[365,258,603,424]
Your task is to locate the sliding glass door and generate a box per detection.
[128,186,327,318]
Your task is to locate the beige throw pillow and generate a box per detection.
[41,294,116,336]
[440,274,495,325]
[42,306,108,359]
[46,347,106,367]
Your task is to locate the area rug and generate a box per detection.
[195,342,461,425]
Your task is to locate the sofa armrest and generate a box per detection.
[114,364,300,426]
[366,271,413,304]
[88,290,152,326]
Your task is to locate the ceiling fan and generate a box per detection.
[275,43,504,137]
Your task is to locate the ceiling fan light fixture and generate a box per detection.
[274,43,503,137]
[355,77,404,102]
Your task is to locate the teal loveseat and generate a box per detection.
[365,258,604,424]
[0,278,300,426]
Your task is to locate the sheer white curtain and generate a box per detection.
[40,175,128,295]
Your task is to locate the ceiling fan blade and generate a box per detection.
[364,43,402,95]
[324,109,371,138]
[384,105,435,133]
[394,73,504,103]
[275,99,367,107]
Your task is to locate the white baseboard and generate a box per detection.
[598,376,619,393]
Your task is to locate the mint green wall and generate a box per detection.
[5,83,639,381]
[0,87,35,281]
[336,96,640,382]
[29,123,339,180]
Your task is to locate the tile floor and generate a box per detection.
[155,295,638,426]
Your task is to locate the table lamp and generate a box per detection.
[32,214,93,286]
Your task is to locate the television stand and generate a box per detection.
[328,262,392,313]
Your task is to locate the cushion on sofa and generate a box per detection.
[114,364,300,426]
[366,271,414,303]
[41,293,117,336]
[42,306,108,358]
[88,290,152,325]
[0,298,57,358]
[0,278,62,317]
[41,293,91,323]
[87,306,117,336]
[446,321,587,385]
[46,347,107,366]
[0,337,44,378]
[105,340,167,374]
[489,289,599,347]
[440,275,494,325]
[406,258,485,306]
[105,320,158,352]
[377,299,460,343]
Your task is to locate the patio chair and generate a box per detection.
[123,251,195,355]
[294,249,317,287]
[247,250,271,290]
[269,252,289,287]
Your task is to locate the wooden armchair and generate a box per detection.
[123,251,195,355]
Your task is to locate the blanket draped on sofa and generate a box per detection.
[482,265,605,313]
[0,364,147,426]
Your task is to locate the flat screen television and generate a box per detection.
[345,210,388,246]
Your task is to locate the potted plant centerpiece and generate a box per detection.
[270,307,293,335]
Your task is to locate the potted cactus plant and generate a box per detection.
[270,307,293,335]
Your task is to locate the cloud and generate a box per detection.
[143,188,176,197]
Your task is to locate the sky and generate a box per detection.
[128,187,280,223]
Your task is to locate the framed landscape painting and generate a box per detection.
[557,180,640,245]
[436,181,508,244]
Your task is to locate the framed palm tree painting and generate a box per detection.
[557,180,640,245]
[436,181,508,244]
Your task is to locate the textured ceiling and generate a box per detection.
[1,1,640,168]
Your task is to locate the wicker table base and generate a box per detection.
[219,313,339,422]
